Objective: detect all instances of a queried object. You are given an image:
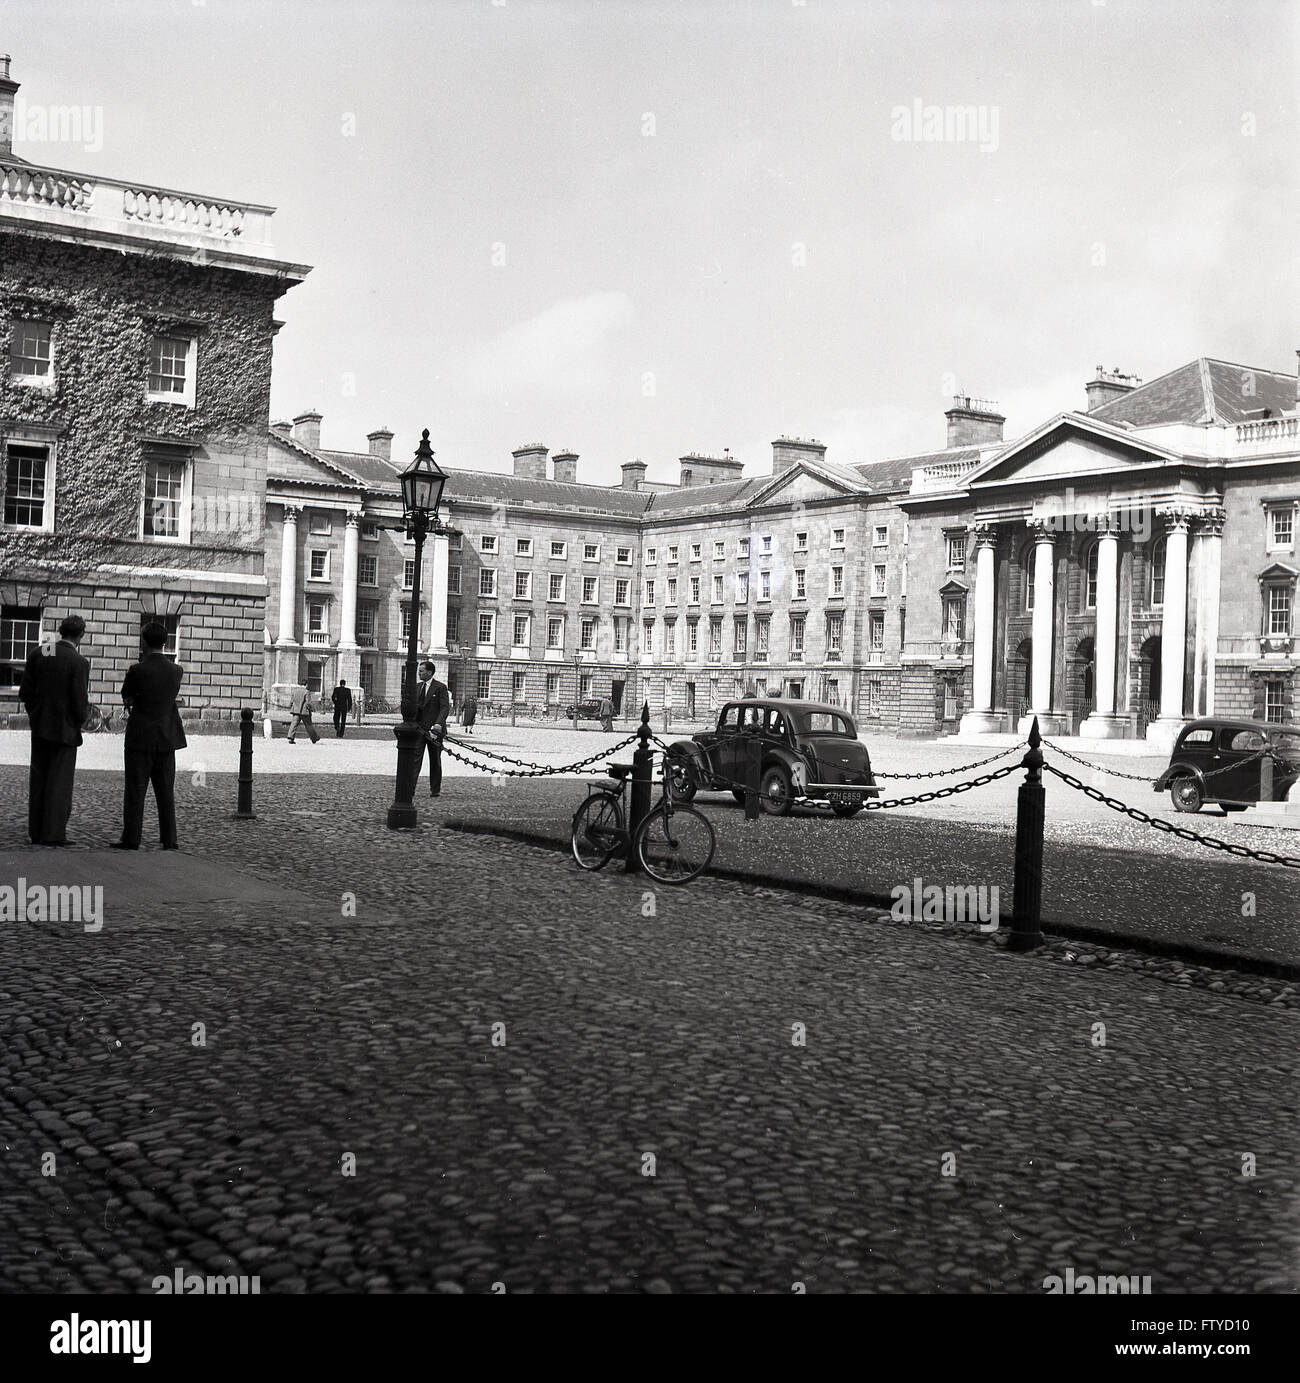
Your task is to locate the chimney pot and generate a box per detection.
[0,55,19,159]
[1084,368,1141,413]
[291,410,323,451]
[366,427,394,462]
[944,396,1005,447]
[621,459,647,491]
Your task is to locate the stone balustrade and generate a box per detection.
[909,456,982,495]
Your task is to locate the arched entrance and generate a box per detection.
[1138,635,1162,728]
[1011,637,1032,719]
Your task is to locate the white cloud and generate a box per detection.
[445,292,634,399]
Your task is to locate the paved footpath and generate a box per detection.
[0,767,1297,1294]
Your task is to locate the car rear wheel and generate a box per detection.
[1170,777,1203,814]
[760,764,793,816]
[665,758,697,803]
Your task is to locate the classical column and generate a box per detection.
[428,531,449,656]
[277,505,299,645]
[1193,509,1224,718]
[1023,523,1056,731]
[339,513,360,648]
[1080,522,1125,738]
[1149,508,1192,749]
[959,523,1002,735]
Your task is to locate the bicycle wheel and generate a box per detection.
[571,792,626,871]
[635,802,715,885]
[84,704,104,732]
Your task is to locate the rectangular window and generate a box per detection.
[306,598,326,634]
[516,537,533,556]
[361,521,380,540]
[644,579,655,604]
[710,618,723,654]
[448,565,461,595]
[738,537,750,558]
[403,560,416,590]
[690,576,701,605]
[795,531,808,550]
[832,528,845,547]
[947,534,966,570]
[615,578,630,606]
[869,612,885,652]
[944,681,957,721]
[756,618,770,654]
[480,534,497,554]
[0,605,42,687]
[548,573,565,601]
[872,564,887,597]
[826,613,843,654]
[512,670,527,699]
[551,540,567,559]
[759,570,771,601]
[830,565,844,596]
[513,614,530,646]
[582,576,598,603]
[547,616,564,648]
[1269,507,1294,548]
[305,661,324,695]
[733,616,747,655]
[616,545,632,564]
[309,549,329,580]
[760,535,772,554]
[713,540,725,560]
[147,333,194,403]
[667,577,678,605]
[613,617,627,653]
[401,605,413,641]
[142,455,185,540]
[873,525,889,547]
[646,547,657,565]
[580,673,593,699]
[477,669,492,699]
[790,615,806,652]
[667,545,679,563]
[445,607,459,643]
[546,672,561,700]
[712,575,724,604]
[10,319,53,384]
[356,603,377,643]
[478,612,495,645]
[580,617,596,650]
[308,512,331,535]
[479,568,497,597]
[943,595,966,642]
[514,570,531,599]
[1264,680,1285,723]
[665,620,676,656]
[3,442,51,530]
[687,619,699,655]
[359,554,378,585]
[690,542,702,561]
[868,678,882,715]
[642,619,655,654]
[794,569,806,599]
[584,542,600,560]
[447,531,462,550]
[1268,586,1292,636]
[736,572,749,603]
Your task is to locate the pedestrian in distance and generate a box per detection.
[599,696,614,733]
[415,659,451,796]
[461,694,477,735]
[331,678,353,737]
[19,613,90,846]
[286,684,320,744]
[112,622,186,851]
[353,684,365,726]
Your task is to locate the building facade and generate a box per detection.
[0,56,310,721]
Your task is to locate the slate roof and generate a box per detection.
[318,449,404,490]
[1092,358,1296,427]
[440,469,654,517]
[641,477,764,515]
[852,447,982,491]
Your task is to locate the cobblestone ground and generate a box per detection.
[0,767,1297,1294]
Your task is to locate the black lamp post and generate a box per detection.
[387,429,448,829]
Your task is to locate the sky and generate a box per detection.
[4,0,1298,484]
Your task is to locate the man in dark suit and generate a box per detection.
[19,614,91,846]
[112,622,187,851]
[331,679,353,737]
[414,659,450,797]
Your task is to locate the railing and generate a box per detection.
[1234,417,1298,447]
[0,156,277,250]
[909,456,982,495]
[790,650,804,662]
[825,650,843,662]
[304,630,330,647]
[753,650,768,662]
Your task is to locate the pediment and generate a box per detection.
[747,464,860,508]
[269,436,365,489]
[938,578,969,596]
[1258,562,1298,583]
[968,415,1183,490]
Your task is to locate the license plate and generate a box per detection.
[828,790,862,809]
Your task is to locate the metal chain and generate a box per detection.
[441,731,639,772]
[873,744,1026,779]
[1043,762,1300,867]
[440,733,643,779]
[1041,736,1269,784]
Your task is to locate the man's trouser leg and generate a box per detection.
[29,734,49,843]
[152,750,178,847]
[121,747,151,847]
[40,742,78,843]
[428,739,442,795]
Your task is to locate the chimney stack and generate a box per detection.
[291,409,322,451]
[945,396,1005,447]
[678,452,744,487]
[367,427,394,462]
[1084,367,1141,412]
[771,437,827,475]
[271,419,292,437]
[552,449,578,484]
[621,459,647,491]
[0,56,18,159]
[511,443,548,480]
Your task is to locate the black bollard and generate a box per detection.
[744,732,761,821]
[1009,716,1044,951]
[233,707,256,820]
[624,701,654,872]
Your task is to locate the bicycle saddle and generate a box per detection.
[606,762,633,779]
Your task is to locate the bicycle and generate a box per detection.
[84,703,114,732]
[570,754,716,884]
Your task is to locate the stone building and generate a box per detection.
[0,56,309,722]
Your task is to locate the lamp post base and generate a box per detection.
[386,718,425,829]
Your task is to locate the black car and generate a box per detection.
[1153,717,1300,813]
[563,699,606,721]
[665,697,878,817]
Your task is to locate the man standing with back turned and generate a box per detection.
[331,678,353,738]
[19,614,91,846]
[113,622,187,851]
[415,659,450,797]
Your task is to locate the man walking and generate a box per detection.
[415,659,450,796]
[286,684,320,744]
[112,622,186,851]
[19,614,90,846]
[599,696,614,733]
[331,678,353,737]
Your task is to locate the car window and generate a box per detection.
[1180,729,1214,746]
[802,711,854,736]
[1227,730,1266,752]
[765,710,788,739]
[739,705,763,731]
[1270,733,1300,753]
[719,705,739,732]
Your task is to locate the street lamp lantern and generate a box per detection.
[387,428,447,829]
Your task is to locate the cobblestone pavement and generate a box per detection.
[1,768,1297,1294]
